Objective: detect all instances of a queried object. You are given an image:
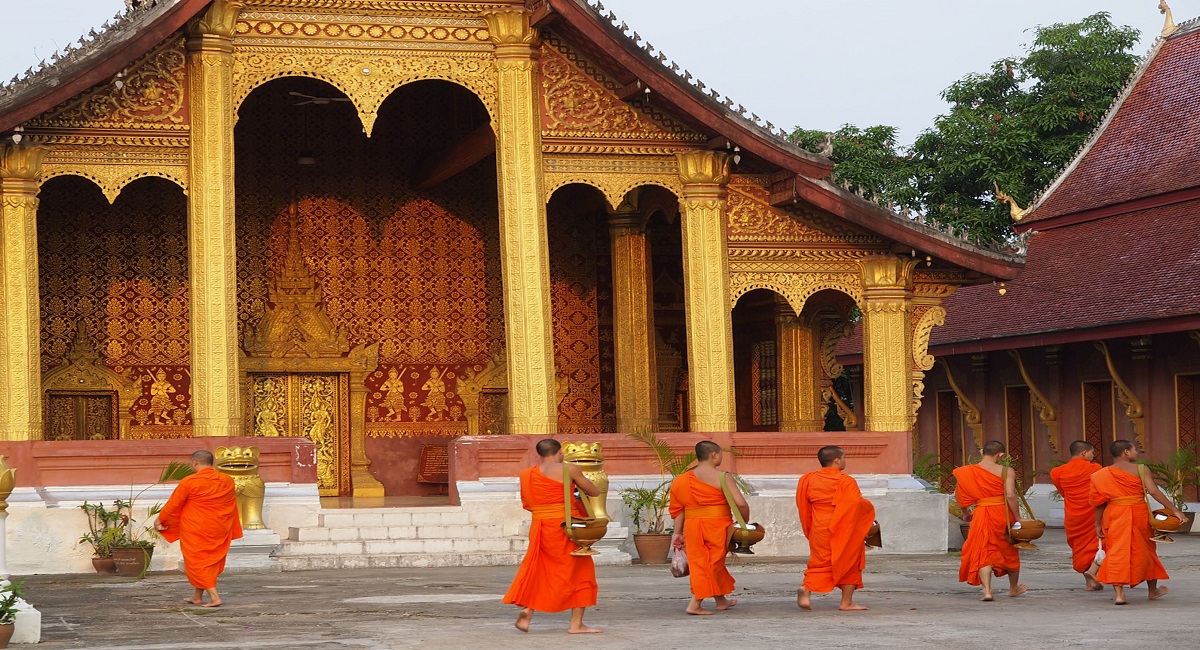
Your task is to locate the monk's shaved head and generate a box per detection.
[695,440,721,461]
[191,450,214,466]
[536,439,561,458]
[817,446,844,467]
[981,440,1006,457]
[1068,440,1093,457]
[1110,439,1135,459]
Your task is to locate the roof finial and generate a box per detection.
[993,183,1029,221]
[1160,0,1177,37]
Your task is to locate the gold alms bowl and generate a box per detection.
[728,522,766,554]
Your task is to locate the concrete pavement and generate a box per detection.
[21,529,1200,649]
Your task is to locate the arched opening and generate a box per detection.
[234,76,498,498]
[641,188,687,431]
[733,289,782,431]
[799,289,859,432]
[37,175,190,440]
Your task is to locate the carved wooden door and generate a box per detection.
[249,373,350,496]
[45,391,118,441]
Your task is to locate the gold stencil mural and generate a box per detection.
[251,373,349,495]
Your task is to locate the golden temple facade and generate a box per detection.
[0,0,1022,497]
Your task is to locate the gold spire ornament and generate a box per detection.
[1160,1,1177,37]
[993,183,1028,222]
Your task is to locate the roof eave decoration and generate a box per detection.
[0,0,210,134]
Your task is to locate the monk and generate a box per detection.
[502,439,602,634]
[1089,439,1186,606]
[669,440,749,615]
[1049,440,1104,590]
[155,450,243,607]
[796,445,875,611]
[953,440,1026,601]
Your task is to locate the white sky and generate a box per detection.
[0,0,1181,144]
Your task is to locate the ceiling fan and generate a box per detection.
[288,91,351,106]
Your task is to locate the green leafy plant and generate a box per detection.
[79,501,125,558]
[0,580,25,626]
[913,452,953,491]
[87,461,196,550]
[1139,444,1200,511]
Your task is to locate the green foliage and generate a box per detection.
[0,580,25,625]
[790,12,1140,245]
[1138,444,1200,511]
[78,501,125,558]
[80,460,197,552]
[912,452,953,490]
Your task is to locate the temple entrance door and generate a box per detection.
[45,391,118,441]
[250,373,351,496]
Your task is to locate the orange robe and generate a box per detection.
[953,465,1019,585]
[157,467,243,589]
[668,471,735,600]
[1049,457,1102,573]
[1089,466,1169,587]
[796,467,875,592]
[503,466,598,612]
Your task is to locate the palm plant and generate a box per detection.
[106,461,196,549]
[1140,444,1200,511]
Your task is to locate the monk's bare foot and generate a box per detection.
[181,598,202,605]
[201,600,222,608]
[514,609,532,633]
[1114,597,1127,605]
[715,596,737,611]
[839,603,869,611]
[568,625,602,634]
[1084,574,1103,591]
[797,588,812,610]
[1008,584,1028,598]
[1149,586,1169,601]
[685,604,714,615]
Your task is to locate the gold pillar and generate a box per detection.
[186,1,243,437]
[676,151,735,433]
[858,255,917,432]
[0,141,48,441]
[608,196,658,432]
[485,11,557,434]
[776,306,823,431]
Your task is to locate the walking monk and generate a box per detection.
[155,450,243,607]
[796,445,875,611]
[502,439,602,634]
[1049,440,1104,590]
[669,440,749,615]
[953,440,1026,601]
[1089,439,1187,606]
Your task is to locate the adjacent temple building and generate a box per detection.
[0,0,1029,570]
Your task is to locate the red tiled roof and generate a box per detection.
[1027,25,1200,223]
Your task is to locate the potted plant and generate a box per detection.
[79,501,124,573]
[101,461,195,578]
[619,431,698,564]
[0,580,24,648]
[1140,444,1200,533]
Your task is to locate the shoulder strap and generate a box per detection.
[1001,466,1012,526]
[719,472,748,528]
[1137,464,1151,506]
[563,463,573,523]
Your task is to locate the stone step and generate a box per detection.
[288,522,510,542]
[277,551,525,571]
[276,537,528,556]
[316,507,474,529]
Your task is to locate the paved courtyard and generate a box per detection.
[21,529,1200,649]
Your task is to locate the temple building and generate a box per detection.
[0,0,1023,571]
[901,14,1200,517]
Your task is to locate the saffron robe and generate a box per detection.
[503,466,598,612]
[1089,466,1169,587]
[668,471,735,599]
[953,465,1020,585]
[796,466,875,592]
[157,467,243,589]
[1049,457,1102,573]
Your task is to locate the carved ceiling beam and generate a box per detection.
[412,123,495,190]
[1008,349,1059,453]
[530,0,558,28]
[1190,330,1200,351]
[941,359,983,454]
[1094,340,1146,450]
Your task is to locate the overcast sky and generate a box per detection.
[0,0,1181,144]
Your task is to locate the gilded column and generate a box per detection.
[676,151,736,433]
[858,255,917,432]
[776,306,823,431]
[186,0,243,437]
[608,196,658,432]
[0,140,48,441]
[485,11,557,434]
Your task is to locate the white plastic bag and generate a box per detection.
[669,548,689,578]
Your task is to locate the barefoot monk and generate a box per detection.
[1089,439,1186,606]
[669,440,749,615]
[796,445,875,611]
[953,440,1026,601]
[155,450,243,608]
[1049,440,1104,590]
[502,439,602,634]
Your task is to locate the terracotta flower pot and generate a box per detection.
[111,546,154,578]
[0,622,13,649]
[91,557,117,574]
[633,533,673,565]
[1181,511,1196,534]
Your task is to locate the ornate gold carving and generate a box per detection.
[487,10,557,434]
[215,445,266,529]
[188,0,244,40]
[824,385,858,430]
[40,321,138,439]
[1095,340,1146,449]
[1009,349,1059,453]
[0,455,15,513]
[857,255,916,432]
[0,141,48,441]
[729,271,862,313]
[726,181,883,246]
[234,13,492,49]
[1161,0,1178,37]
[676,150,736,432]
[543,154,680,208]
[912,306,946,372]
[562,442,610,521]
[300,374,339,491]
[776,310,823,431]
[942,360,983,453]
[40,163,188,204]
[609,204,658,432]
[993,183,1029,222]
[455,352,570,435]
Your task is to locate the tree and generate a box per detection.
[790,13,1141,244]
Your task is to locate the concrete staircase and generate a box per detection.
[276,505,528,570]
